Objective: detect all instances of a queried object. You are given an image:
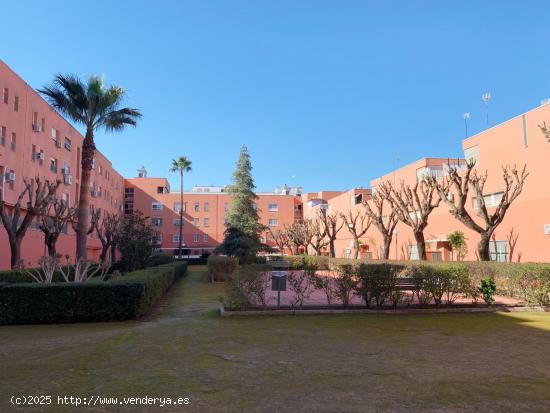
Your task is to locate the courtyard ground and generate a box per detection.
[1,265,550,412]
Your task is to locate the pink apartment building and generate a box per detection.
[0,60,124,268]
[319,103,550,262]
[125,176,302,256]
[2,57,550,269]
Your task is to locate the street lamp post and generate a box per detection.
[462,112,470,138]
[482,92,491,126]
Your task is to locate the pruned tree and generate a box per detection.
[362,193,398,260]
[0,177,60,268]
[340,209,372,259]
[284,221,307,255]
[378,178,443,260]
[309,216,329,256]
[39,198,77,257]
[268,228,291,254]
[72,206,99,239]
[427,161,528,261]
[506,227,520,263]
[93,210,122,262]
[319,209,343,258]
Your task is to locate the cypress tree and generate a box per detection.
[225,145,266,236]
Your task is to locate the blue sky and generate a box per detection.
[2,1,550,192]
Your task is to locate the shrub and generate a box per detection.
[146,252,175,267]
[287,270,315,310]
[0,269,35,283]
[0,264,185,324]
[207,255,239,282]
[334,264,357,308]
[355,263,403,307]
[479,278,497,304]
[286,255,329,271]
[224,264,270,310]
[407,263,474,307]
[502,263,550,305]
[115,211,160,272]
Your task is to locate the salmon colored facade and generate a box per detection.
[2,57,550,269]
[0,60,124,268]
[322,103,550,263]
[125,177,302,256]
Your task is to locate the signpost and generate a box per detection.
[269,260,290,309]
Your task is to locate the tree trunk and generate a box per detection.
[329,240,336,258]
[9,235,21,268]
[382,234,392,260]
[477,233,491,261]
[413,231,427,260]
[76,128,95,261]
[353,238,360,259]
[46,234,58,258]
[110,240,117,263]
[99,240,110,262]
[178,171,184,259]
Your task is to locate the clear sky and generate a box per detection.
[2,0,550,192]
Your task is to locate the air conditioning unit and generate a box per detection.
[32,124,42,132]
[35,152,45,161]
[55,140,62,148]
[6,172,15,182]
[62,166,70,175]
[64,175,73,185]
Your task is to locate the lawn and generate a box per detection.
[2,265,550,412]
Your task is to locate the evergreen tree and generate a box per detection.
[225,145,266,236]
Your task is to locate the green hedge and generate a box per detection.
[285,255,550,306]
[0,263,188,325]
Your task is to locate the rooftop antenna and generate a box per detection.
[482,92,492,126]
[462,112,470,138]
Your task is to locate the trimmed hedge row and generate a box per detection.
[0,262,188,325]
[285,255,550,306]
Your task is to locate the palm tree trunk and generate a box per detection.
[76,128,95,261]
[179,170,183,259]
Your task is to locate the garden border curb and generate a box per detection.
[219,305,550,317]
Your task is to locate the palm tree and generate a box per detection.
[170,157,192,259]
[39,74,141,260]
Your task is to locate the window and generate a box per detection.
[2,88,8,104]
[173,218,183,227]
[268,203,278,212]
[31,145,37,161]
[64,137,72,151]
[152,202,164,211]
[431,252,443,262]
[41,118,45,132]
[50,158,58,173]
[473,192,504,209]
[172,234,183,243]
[268,219,278,227]
[204,234,209,242]
[157,186,168,194]
[194,218,200,227]
[204,218,209,227]
[490,240,509,262]
[204,202,209,212]
[151,217,163,227]
[193,234,200,242]
[194,202,200,212]
[51,128,58,141]
[173,202,185,212]
[0,126,5,145]
[464,146,479,164]
[10,133,16,151]
[408,245,419,260]
[125,188,135,197]
[13,96,19,112]
[416,166,443,181]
